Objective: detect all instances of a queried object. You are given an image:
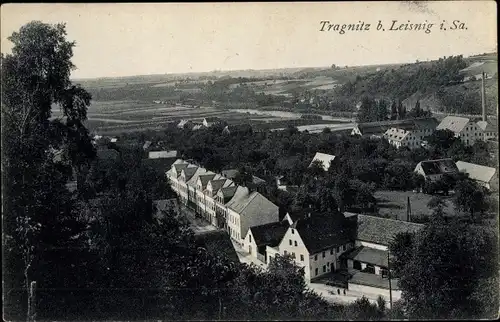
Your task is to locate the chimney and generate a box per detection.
[481,72,487,122]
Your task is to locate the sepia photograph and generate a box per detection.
[1,1,498,320]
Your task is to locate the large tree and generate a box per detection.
[2,21,95,320]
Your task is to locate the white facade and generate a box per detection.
[384,127,434,150]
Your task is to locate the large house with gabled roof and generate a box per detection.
[167,159,279,246]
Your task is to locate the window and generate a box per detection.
[284,250,288,256]
[289,239,292,246]
[323,265,326,273]
[330,249,334,255]
[322,251,325,258]
[291,229,294,234]
[292,252,296,259]
[249,235,252,243]
[336,247,340,253]
[314,255,318,261]
[343,245,346,251]
[300,254,304,261]
[294,241,298,247]
[315,268,318,276]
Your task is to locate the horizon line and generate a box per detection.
[70,51,497,82]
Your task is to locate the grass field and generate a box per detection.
[374,190,455,221]
[51,99,350,135]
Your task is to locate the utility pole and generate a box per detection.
[387,251,393,310]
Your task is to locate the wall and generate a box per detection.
[277,227,311,281]
[243,230,258,257]
[227,208,243,245]
[458,121,482,146]
[349,283,402,303]
[355,240,388,251]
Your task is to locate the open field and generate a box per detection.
[374,190,455,221]
[51,100,352,135]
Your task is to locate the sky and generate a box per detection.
[1,2,497,79]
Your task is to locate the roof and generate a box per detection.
[456,161,496,183]
[309,152,336,171]
[96,148,120,161]
[476,120,498,132]
[286,209,315,223]
[182,166,200,181]
[208,178,228,193]
[194,230,239,262]
[341,246,388,267]
[218,186,238,202]
[221,169,240,179]
[384,128,410,142]
[355,214,424,246]
[436,116,470,133]
[416,158,459,176]
[186,167,212,187]
[292,212,356,254]
[227,189,278,219]
[148,150,178,159]
[249,221,290,248]
[198,173,217,188]
[143,158,177,173]
[356,117,438,135]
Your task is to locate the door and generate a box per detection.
[248,246,252,254]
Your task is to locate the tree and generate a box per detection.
[2,21,95,320]
[389,100,398,120]
[394,218,495,319]
[452,178,487,221]
[376,99,388,121]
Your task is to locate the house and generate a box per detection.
[202,117,222,128]
[220,168,267,192]
[414,158,459,182]
[110,137,118,143]
[456,161,497,190]
[167,159,279,246]
[275,175,299,193]
[225,187,279,246]
[476,120,498,141]
[340,214,424,301]
[148,150,178,159]
[192,124,203,131]
[383,127,429,149]
[436,116,482,146]
[244,220,290,264]
[177,119,194,129]
[309,152,336,171]
[265,211,356,281]
[351,117,438,138]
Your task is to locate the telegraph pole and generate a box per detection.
[387,251,393,309]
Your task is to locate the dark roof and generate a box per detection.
[221,169,239,179]
[357,117,438,135]
[355,214,424,246]
[183,166,199,180]
[249,221,290,248]
[199,174,216,188]
[286,209,315,222]
[418,158,459,176]
[143,158,177,172]
[293,212,356,254]
[96,148,120,161]
[341,246,388,267]
[194,230,239,262]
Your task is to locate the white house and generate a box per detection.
[309,152,336,171]
[436,116,482,146]
[456,161,497,190]
[384,128,422,149]
[352,118,437,138]
[244,220,290,264]
[202,117,222,128]
[414,158,459,182]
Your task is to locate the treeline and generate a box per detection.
[337,55,467,99]
[357,96,431,123]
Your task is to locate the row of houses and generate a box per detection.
[351,115,497,149]
[166,159,279,247]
